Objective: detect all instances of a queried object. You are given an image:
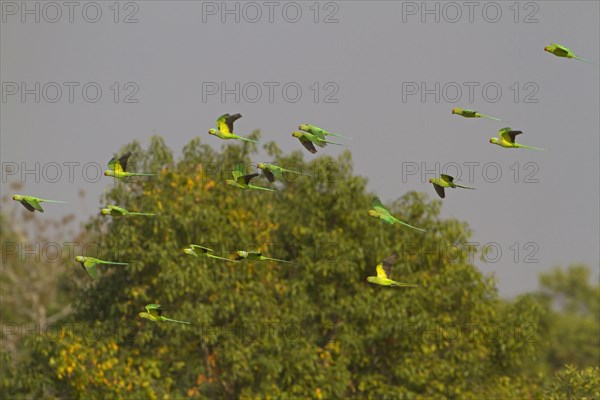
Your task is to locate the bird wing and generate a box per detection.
[507,130,523,143]
[83,258,98,268]
[299,137,317,153]
[107,156,118,171]
[108,153,129,173]
[190,244,213,254]
[108,205,127,215]
[231,164,247,181]
[371,196,389,214]
[82,262,98,279]
[441,174,454,183]
[309,129,326,141]
[498,128,521,144]
[217,113,242,134]
[380,254,398,278]
[145,304,162,313]
[241,173,260,185]
[554,43,569,52]
[262,168,275,183]
[117,152,132,172]
[433,184,446,199]
[19,200,36,212]
[298,124,313,133]
[83,264,98,279]
[27,198,45,212]
[375,263,388,279]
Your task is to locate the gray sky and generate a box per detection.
[2,1,599,297]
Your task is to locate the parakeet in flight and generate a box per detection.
[291,131,346,154]
[208,113,258,143]
[298,124,351,140]
[234,250,294,264]
[451,108,500,121]
[490,128,545,151]
[101,205,156,217]
[429,175,475,199]
[184,244,238,262]
[12,195,68,213]
[544,43,596,64]
[367,254,418,287]
[138,304,191,325]
[226,164,275,191]
[75,256,128,280]
[257,163,311,183]
[104,152,157,179]
[368,196,426,232]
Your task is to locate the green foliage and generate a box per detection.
[534,265,600,371]
[1,135,597,398]
[543,365,600,400]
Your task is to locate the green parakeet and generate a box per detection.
[75,256,128,279]
[184,244,238,262]
[291,131,346,154]
[101,205,156,217]
[257,163,311,183]
[429,175,475,199]
[12,194,68,213]
[368,196,426,232]
[298,124,351,140]
[226,164,275,191]
[490,128,545,151]
[234,250,294,264]
[104,152,157,179]
[452,108,500,121]
[138,304,191,324]
[208,113,258,143]
[544,43,596,64]
[367,254,418,287]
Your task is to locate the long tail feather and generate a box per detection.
[326,132,352,140]
[238,136,259,143]
[394,218,427,233]
[573,55,598,64]
[131,173,157,176]
[456,184,475,190]
[249,185,276,192]
[392,282,419,288]
[478,114,501,121]
[164,318,191,325]
[518,144,546,151]
[207,254,238,262]
[41,199,69,203]
[324,139,349,147]
[100,261,129,265]
[129,212,156,216]
[263,257,295,264]
[282,169,312,176]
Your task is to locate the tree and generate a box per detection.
[2,134,594,398]
[543,365,600,400]
[534,265,600,371]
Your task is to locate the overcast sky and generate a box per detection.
[2,1,598,297]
